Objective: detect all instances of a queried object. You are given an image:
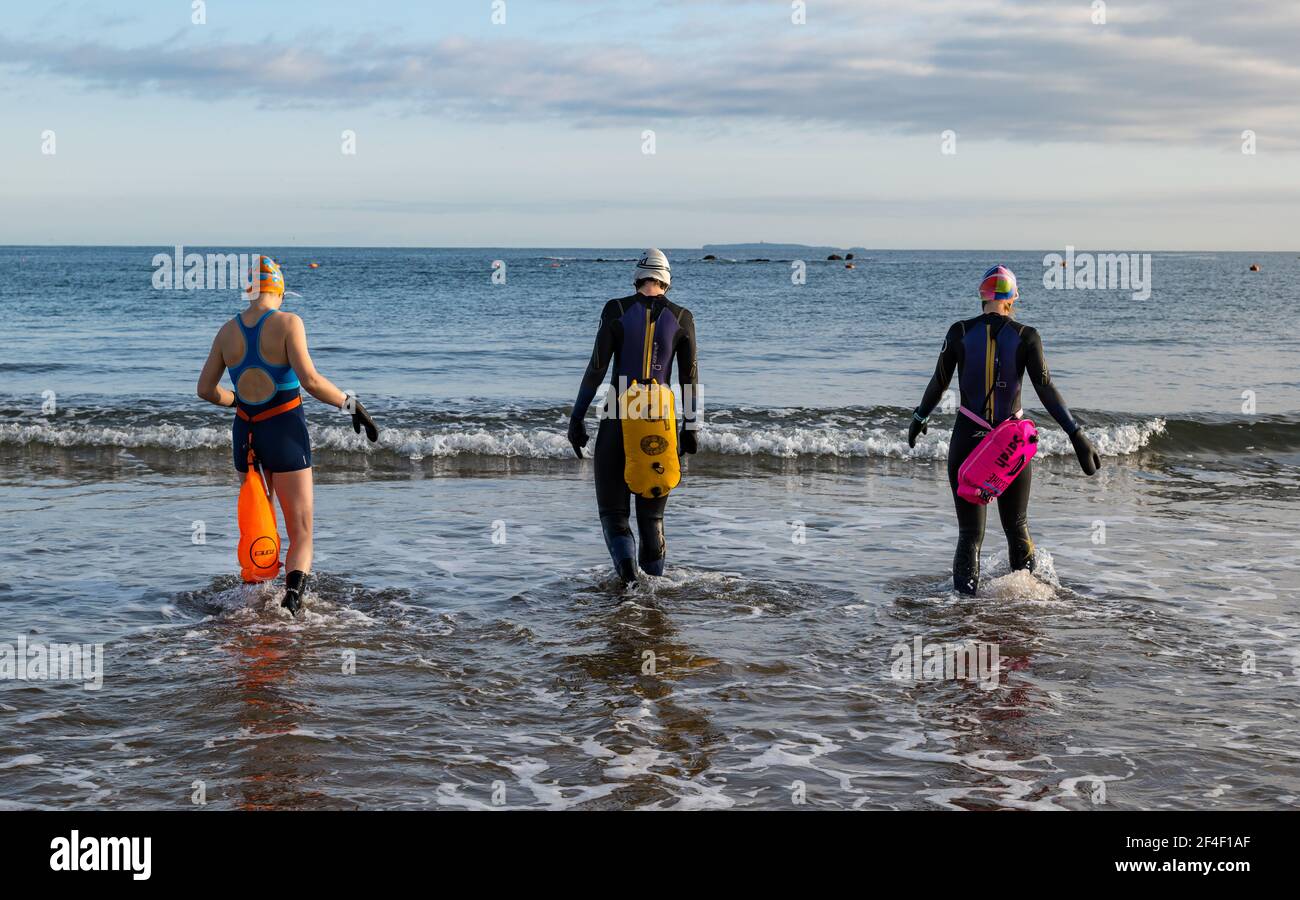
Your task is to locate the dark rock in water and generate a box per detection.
[846,253,855,260]
[827,254,843,261]
[702,254,717,261]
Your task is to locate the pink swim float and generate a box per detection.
[956,407,1039,505]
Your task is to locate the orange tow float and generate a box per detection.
[236,444,282,583]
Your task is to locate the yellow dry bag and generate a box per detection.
[619,379,680,499]
[237,449,282,583]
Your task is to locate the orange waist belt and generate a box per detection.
[236,395,302,423]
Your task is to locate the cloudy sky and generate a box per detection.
[1,0,1297,248]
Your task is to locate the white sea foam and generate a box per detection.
[699,418,1166,460]
[0,417,1166,460]
[0,754,45,769]
[0,421,230,451]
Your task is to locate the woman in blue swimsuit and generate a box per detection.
[196,256,379,615]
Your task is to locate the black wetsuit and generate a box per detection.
[916,313,1080,594]
[570,294,698,576]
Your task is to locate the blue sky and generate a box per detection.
[2,0,1298,248]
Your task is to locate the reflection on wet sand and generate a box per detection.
[563,583,724,809]
[225,630,329,811]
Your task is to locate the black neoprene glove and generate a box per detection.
[1071,429,1100,475]
[907,409,929,448]
[679,427,698,455]
[567,417,589,459]
[347,396,379,442]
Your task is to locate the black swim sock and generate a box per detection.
[615,558,638,587]
[953,545,980,596]
[282,570,310,616]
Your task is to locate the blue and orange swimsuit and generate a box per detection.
[229,309,312,473]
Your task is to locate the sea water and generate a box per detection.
[1,246,1297,809]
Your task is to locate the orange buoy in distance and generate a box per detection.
[308,262,320,268]
[237,451,282,582]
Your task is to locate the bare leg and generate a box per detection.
[271,468,315,573]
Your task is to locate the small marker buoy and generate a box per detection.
[845,263,855,269]
[308,262,320,268]
[1249,263,1260,271]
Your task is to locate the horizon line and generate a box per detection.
[1,244,1296,254]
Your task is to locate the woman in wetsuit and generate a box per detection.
[567,249,700,584]
[908,265,1101,595]
[196,256,379,615]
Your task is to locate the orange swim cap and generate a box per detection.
[246,255,285,296]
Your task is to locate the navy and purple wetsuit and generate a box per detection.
[570,293,699,578]
[915,312,1080,594]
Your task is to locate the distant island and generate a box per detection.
[701,242,869,257]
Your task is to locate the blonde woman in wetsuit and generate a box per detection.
[196,256,379,615]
